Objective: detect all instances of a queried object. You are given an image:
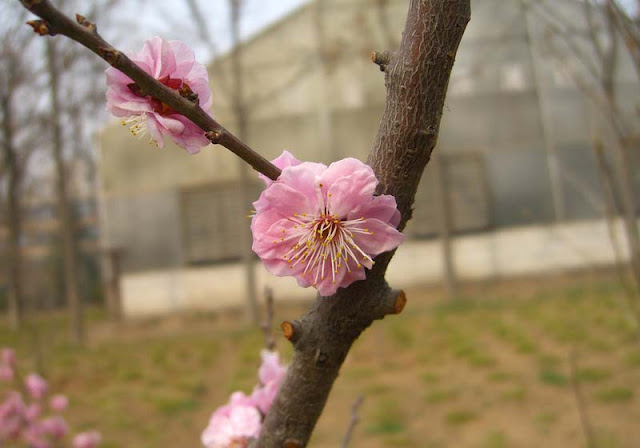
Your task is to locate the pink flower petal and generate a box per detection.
[348,195,401,228]
[258,150,303,186]
[351,218,405,256]
[326,169,378,217]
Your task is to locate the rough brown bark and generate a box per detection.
[46,39,85,345]
[257,1,471,446]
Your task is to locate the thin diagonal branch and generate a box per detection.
[341,395,364,448]
[19,0,281,180]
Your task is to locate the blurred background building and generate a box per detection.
[92,0,640,315]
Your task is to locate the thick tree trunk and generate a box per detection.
[46,40,85,345]
[1,87,24,330]
[256,1,471,446]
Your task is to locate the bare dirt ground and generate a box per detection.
[1,269,639,447]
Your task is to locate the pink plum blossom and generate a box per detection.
[72,430,102,448]
[208,390,257,423]
[249,350,287,414]
[1,348,16,368]
[41,416,68,439]
[201,404,261,448]
[49,394,68,412]
[105,36,212,153]
[251,153,404,296]
[25,373,48,400]
[24,403,42,422]
[0,366,13,382]
[23,425,51,448]
[257,350,286,386]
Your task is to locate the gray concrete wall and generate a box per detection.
[97,0,639,275]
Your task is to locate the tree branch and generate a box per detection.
[257,1,470,446]
[19,0,281,180]
[340,395,364,448]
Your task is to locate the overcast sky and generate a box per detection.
[124,0,308,64]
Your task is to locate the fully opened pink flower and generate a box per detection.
[201,404,261,448]
[252,154,404,296]
[105,36,212,154]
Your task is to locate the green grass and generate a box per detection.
[538,369,568,387]
[480,431,508,448]
[595,387,634,403]
[366,401,405,435]
[424,387,459,404]
[575,367,612,383]
[1,274,638,447]
[445,410,477,426]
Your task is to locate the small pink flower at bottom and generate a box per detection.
[25,403,42,422]
[1,348,16,367]
[41,416,68,439]
[105,36,213,154]
[25,373,48,400]
[73,430,102,448]
[49,394,68,412]
[251,154,404,296]
[0,365,13,381]
[201,404,261,448]
[257,350,286,386]
[249,350,287,414]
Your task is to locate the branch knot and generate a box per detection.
[371,50,392,71]
[27,20,51,36]
[75,14,97,33]
[97,46,120,65]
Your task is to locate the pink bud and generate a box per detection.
[49,394,69,412]
[25,373,48,400]
[1,348,16,367]
[73,430,102,448]
[0,365,14,381]
[41,416,68,439]
[201,404,261,448]
[25,403,42,421]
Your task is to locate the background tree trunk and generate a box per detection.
[230,0,260,325]
[1,73,24,330]
[46,39,85,345]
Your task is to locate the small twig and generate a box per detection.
[261,287,276,351]
[374,289,407,320]
[569,349,597,448]
[371,50,391,71]
[19,0,281,180]
[341,395,364,448]
[280,320,302,345]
